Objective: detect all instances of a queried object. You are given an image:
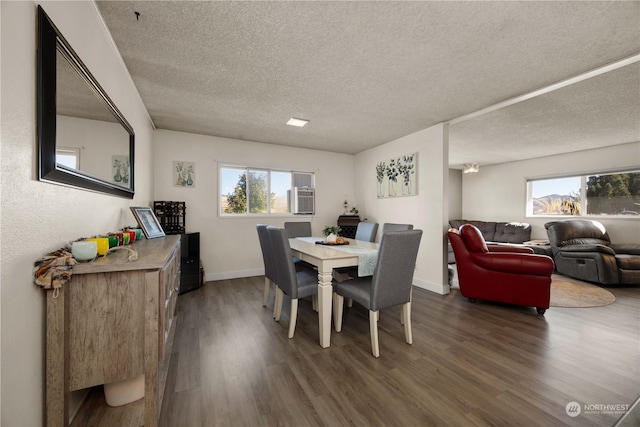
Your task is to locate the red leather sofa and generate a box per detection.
[448,224,555,314]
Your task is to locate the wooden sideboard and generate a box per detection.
[46,235,180,427]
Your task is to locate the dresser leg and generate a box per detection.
[46,288,70,426]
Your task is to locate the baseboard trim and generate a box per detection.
[413,278,450,295]
[205,269,263,282]
[206,270,450,295]
[69,389,91,425]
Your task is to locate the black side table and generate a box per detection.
[180,232,202,294]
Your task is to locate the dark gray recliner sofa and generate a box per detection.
[545,220,640,286]
[448,220,534,263]
[449,220,532,243]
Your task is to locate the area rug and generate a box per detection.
[550,274,616,308]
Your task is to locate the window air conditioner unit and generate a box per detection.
[292,187,315,215]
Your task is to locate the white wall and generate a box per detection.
[448,168,463,219]
[354,124,450,294]
[461,141,640,243]
[154,125,457,294]
[153,129,355,280]
[57,115,131,185]
[0,1,155,425]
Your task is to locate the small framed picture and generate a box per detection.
[130,207,166,239]
[174,161,195,187]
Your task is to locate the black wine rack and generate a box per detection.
[153,201,186,235]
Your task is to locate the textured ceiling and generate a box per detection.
[95,1,640,167]
[449,62,640,167]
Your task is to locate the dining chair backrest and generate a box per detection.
[381,223,413,235]
[268,226,319,338]
[256,224,276,283]
[370,230,422,311]
[267,226,301,298]
[284,221,312,238]
[355,222,379,242]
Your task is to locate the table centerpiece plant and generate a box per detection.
[322,225,342,243]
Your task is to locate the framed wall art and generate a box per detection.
[174,161,195,187]
[112,155,130,186]
[130,206,166,239]
[376,152,417,198]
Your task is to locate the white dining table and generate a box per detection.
[288,237,378,348]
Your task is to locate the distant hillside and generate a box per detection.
[533,194,579,215]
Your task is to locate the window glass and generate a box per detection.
[247,170,268,214]
[271,171,292,213]
[221,167,247,214]
[528,170,639,217]
[530,176,581,216]
[586,172,640,216]
[219,166,310,216]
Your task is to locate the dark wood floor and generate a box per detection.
[152,275,638,427]
[76,275,639,426]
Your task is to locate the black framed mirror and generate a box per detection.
[37,5,135,199]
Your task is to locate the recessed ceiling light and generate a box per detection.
[287,117,309,127]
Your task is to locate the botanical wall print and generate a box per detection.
[174,161,195,187]
[112,155,130,186]
[376,153,417,198]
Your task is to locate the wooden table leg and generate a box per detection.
[317,268,333,348]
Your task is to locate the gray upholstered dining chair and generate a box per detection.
[283,221,315,270]
[381,223,413,235]
[256,224,277,311]
[267,226,319,338]
[354,222,379,242]
[334,222,380,283]
[284,221,312,238]
[333,230,423,357]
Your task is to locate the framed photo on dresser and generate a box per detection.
[130,206,166,239]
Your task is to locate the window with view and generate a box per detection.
[219,166,313,215]
[56,147,80,169]
[528,170,640,217]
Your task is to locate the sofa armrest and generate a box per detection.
[557,244,616,256]
[610,244,640,255]
[472,253,554,276]
[487,244,534,254]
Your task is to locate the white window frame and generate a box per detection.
[56,146,81,169]
[526,168,640,219]
[218,163,314,217]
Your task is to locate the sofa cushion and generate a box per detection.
[616,254,640,270]
[545,220,611,247]
[494,222,532,243]
[449,220,531,244]
[450,220,497,241]
[564,238,610,247]
[611,244,640,255]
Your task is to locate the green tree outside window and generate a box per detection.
[223,170,276,214]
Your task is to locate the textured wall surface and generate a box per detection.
[1,1,154,424]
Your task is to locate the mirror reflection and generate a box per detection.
[37,5,135,199]
[56,44,131,188]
